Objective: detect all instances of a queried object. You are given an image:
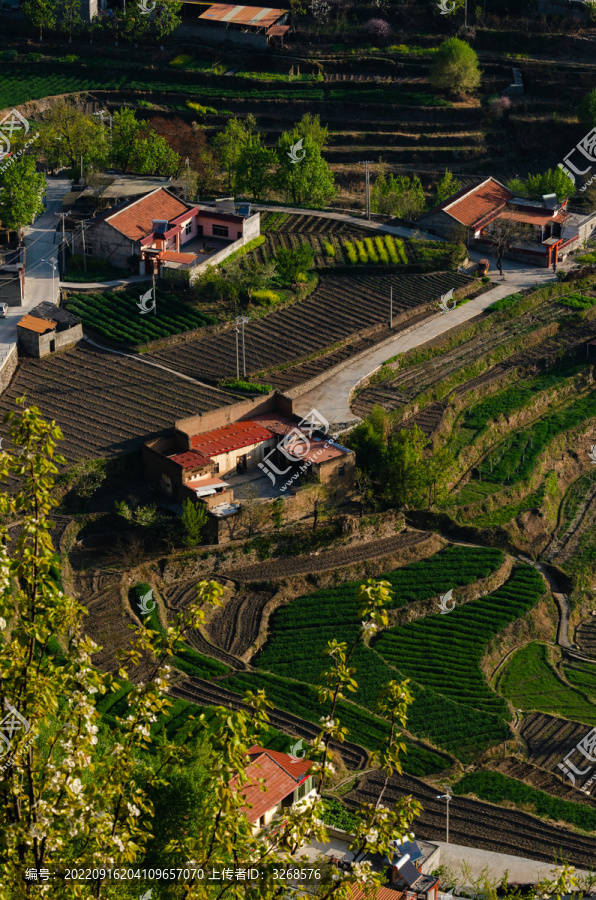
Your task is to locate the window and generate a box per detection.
[213,224,229,238]
[296,777,312,801]
[338,465,345,477]
[213,463,220,474]
[185,222,192,235]
[85,243,93,255]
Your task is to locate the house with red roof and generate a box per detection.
[418,176,585,268]
[232,745,316,830]
[73,187,260,277]
[143,392,355,519]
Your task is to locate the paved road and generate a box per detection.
[0,176,70,356]
[252,202,440,240]
[294,253,558,424]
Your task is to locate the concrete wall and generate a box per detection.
[417,209,458,239]
[175,391,293,444]
[18,323,83,359]
[189,24,268,49]
[74,220,135,270]
[210,436,277,477]
[318,451,356,497]
[188,213,260,282]
[0,344,18,395]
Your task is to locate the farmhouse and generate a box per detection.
[0,243,25,307]
[232,745,315,831]
[418,176,596,267]
[183,2,290,49]
[17,303,82,358]
[73,188,260,277]
[143,392,355,513]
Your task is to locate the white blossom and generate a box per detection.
[0,617,6,629]
[365,829,379,843]
[361,620,377,635]
[68,778,83,795]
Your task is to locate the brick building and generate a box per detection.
[73,187,260,277]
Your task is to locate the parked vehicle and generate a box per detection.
[478,259,490,276]
[0,304,8,318]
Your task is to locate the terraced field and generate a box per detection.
[149,271,471,382]
[344,770,596,869]
[0,343,234,460]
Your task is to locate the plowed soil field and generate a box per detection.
[148,271,471,382]
[344,770,596,868]
[0,343,234,460]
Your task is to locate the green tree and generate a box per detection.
[111,107,143,173]
[154,0,183,39]
[37,102,107,173]
[578,88,596,129]
[384,424,428,508]
[433,168,462,206]
[371,170,426,218]
[22,0,57,39]
[431,37,481,97]
[129,132,180,176]
[224,254,276,302]
[0,157,45,235]
[181,497,207,546]
[274,243,315,285]
[274,131,336,207]
[120,5,151,41]
[506,168,575,203]
[213,116,255,193]
[234,134,275,200]
[58,0,81,41]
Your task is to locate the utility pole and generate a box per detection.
[235,324,240,379]
[80,221,89,273]
[41,257,58,304]
[55,212,68,277]
[235,315,249,378]
[436,793,451,844]
[360,160,373,220]
[152,271,156,315]
[389,285,393,328]
[465,0,468,28]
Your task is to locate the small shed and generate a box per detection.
[17,303,82,358]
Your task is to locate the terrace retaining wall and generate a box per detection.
[0,344,18,396]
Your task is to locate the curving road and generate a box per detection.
[293,254,558,425]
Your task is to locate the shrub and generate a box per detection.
[385,235,399,264]
[0,50,18,62]
[375,235,389,264]
[181,498,207,548]
[324,241,336,258]
[251,289,281,306]
[170,54,194,68]
[223,379,272,394]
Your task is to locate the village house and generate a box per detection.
[182,2,290,49]
[418,176,596,267]
[0,243,25,307]
[232,746,316,832]
[143,392,355,515]
[17,303,82,358]
[72,187,260,278]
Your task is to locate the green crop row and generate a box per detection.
[558,292,596,310]
[254,547,508,760]
[463,362,584,432]
[225,670,447,776]
[342,234,408,266]
[453,771,596,833]
[478,387,596,485]
[376,566,545,718]
[66,288,215,345]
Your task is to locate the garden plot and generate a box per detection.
[148,271,471,382]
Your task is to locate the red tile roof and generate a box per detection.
[158,250,198,264]
[233,746,312,824]
[428,178,513,227]
[169,448,213,469]
[498,208,564,225]
[191,420,274,457]
[106,188,193,241]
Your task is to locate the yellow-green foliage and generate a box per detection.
[355,240,369,263]
[364,237,379,263]
[252,289,282,306]
[375,235,389,263]
[324,240,336,258]
[170,54,194,68]
[344,240,358,264]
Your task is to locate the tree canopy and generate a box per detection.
[430,38,481,97]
